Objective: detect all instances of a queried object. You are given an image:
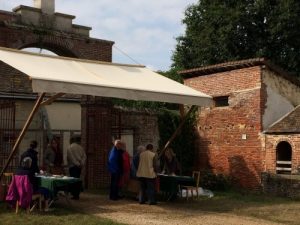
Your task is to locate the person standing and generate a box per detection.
[119,142,131,191]
[162,148,180,176]
[44,137,63,174]
[108,140,123,200]
[20,140,39,175]
[67,136,86,178]
[136,144,159,205]
[131,145,146,178]
[66,136,86,200]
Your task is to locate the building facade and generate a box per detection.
[0,0,159,188]
[181,59,300,189]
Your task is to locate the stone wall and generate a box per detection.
[118,109,160,152]
[261,173,300,198]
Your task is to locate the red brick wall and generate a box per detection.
[184,66,265,189]
[0,11,15,22]
[0,26,113,61]
[81,97,113,188]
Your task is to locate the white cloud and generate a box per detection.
[0,0,198,71]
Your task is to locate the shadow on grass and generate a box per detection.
[160,191,300,224]
[85,188,298,212]
[84,189,300,225]
[0,201,125,225]
[35,188,300,225]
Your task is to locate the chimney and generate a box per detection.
[34,0,55,15]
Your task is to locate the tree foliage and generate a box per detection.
[173,0,300,76]
[157,109,197,175]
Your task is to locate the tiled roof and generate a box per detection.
[265,105,300,133]
[179,58,300,87]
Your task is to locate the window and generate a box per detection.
[214,96,229,107]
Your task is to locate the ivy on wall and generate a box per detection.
[157,109,197,175]
[112,98,198,175]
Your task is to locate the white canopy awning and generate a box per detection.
[0,47,212,106]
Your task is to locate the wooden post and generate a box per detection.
[179,104,185,119]
[41,93,64,106]
[0,93,46,180]
[158,105,197,158]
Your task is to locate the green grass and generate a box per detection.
[168,191,300,224]
[0,202,125,225]
[2,190,300,225]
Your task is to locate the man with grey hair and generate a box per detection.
[21,157,32,168]
[16,157,35,189]
[20,140,39,175]
[15,156,50,211]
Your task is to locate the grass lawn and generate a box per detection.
[0,201,125,225]
[173,191,300,224]
[2,190,300,225]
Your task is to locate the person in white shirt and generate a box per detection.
[67,136,86,200]
[136,144,159,205]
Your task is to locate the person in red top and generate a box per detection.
[119,142,131,195]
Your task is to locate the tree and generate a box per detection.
[173,0,300,76]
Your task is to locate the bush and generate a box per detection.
[157,109,196,175]
[200,171,233,191]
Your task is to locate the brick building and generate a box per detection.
[0,0,159,188]
[180,58,300,189]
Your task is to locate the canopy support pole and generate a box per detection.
[0,93,46,180]
[41,93,65,106]
[158,105,197,158]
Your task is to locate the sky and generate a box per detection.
[0,0,198,71]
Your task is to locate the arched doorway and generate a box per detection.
[276,141,292,174]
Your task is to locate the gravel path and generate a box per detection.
[66,193,282,225]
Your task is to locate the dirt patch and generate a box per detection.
[64,193,282,225]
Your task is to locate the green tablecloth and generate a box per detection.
[158,174,195,201]
[36,176,82,198]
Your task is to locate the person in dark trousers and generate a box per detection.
[67,137,86,178]
[136,144,159,205]
[131,145,146,178]
[20,140,39,175]
[108,140,123,200]
[67,136,86,200]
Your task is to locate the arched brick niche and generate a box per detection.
[265,135,300,174]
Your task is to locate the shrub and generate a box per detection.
[200,171,233,191]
